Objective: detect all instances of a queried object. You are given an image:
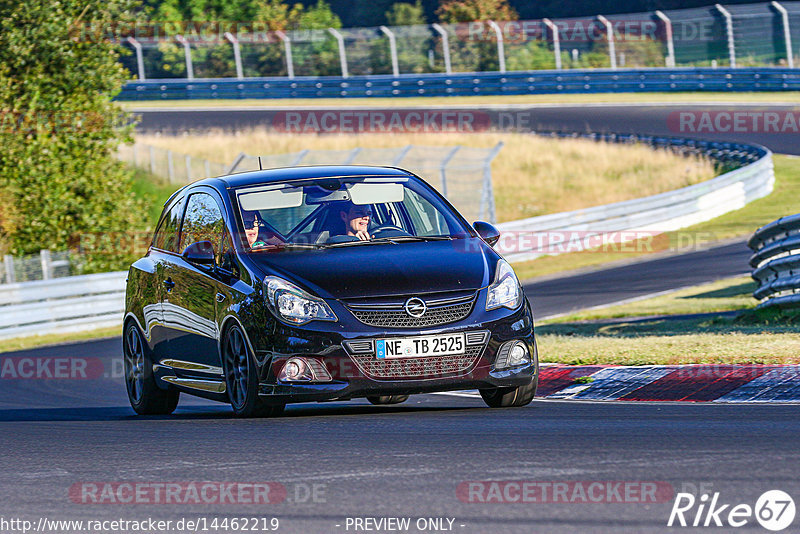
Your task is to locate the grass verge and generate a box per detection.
[514,154,800,280]
[0,326,121,354]
[121,91,800,109]
[538,276,800,365]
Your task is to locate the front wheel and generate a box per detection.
[123,322,179,415]
[222,324,284,418]
[479,378,537,408]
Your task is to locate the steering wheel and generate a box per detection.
[372,225,412,238]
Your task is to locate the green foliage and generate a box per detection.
[0,0,146,272]
[436,0,517,23]
[386,1,426,26]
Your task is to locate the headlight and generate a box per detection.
[264,276,337,325]
[486,259,521,311]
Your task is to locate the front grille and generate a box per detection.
[348,344,484,379]
[347,293,476,328]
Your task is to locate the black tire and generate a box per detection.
[222,324,284,418]
[479,378,537,408]
[367,394,410,405]
[123,322,180,415]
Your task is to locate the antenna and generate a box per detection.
[258,156,263,170]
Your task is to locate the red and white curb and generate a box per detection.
[439,364,800,402]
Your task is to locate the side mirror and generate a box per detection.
[182,240,215,265]
[473,221,500,247]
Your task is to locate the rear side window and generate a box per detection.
[180,192,226,255]
[153,198,184,252]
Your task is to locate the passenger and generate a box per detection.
[241,210,268,248]
[339,202,373,241]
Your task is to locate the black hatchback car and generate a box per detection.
[124,165,538,417]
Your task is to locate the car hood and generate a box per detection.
[246,238,496,300]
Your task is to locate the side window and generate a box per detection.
[404,189,447,236]
[180,193,226,255]
[153,198,184,252]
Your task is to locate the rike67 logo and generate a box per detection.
[668,490,795,531]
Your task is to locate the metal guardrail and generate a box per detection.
[0,272,126,340]
[118,67,800,100]
[748,213,800,308]
[497,134,774,262]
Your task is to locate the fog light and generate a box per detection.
[278,357,332,383]
[494,341,530,370]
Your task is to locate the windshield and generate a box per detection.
[235,177,469,251]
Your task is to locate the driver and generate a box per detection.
[339,202,373,241]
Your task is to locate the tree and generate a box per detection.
[436,0,517,23]
[386,1,427,26]
[0,0,146,272]
[437,0,518,72]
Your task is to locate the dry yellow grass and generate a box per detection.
[136,131,715,223]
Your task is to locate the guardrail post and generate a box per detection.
[487,21,506,73]
[40,250,52,281]
[175,35,194,79]
[432,23,452,74]
[126,37,146,81]
[771,1,794,68]
[224,32,244,79]
[542,18,562,70]
[654,10,676,67]
[3,255,15,284]
[439,146,461,197]
[715,4,736,68]
[379,26,399,76]
[328,28,349,78]
[596,15,617,69]
[275,31,295,79]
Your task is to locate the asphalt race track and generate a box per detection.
[135,102,800,155]
[0,240,779,534]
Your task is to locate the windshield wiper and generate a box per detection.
[249,242,326,252]
[325,239,397,248]
[373,235,454,242]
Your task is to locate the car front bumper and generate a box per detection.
[255,300,538,405]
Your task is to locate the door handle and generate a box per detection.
[163,278,175,291]
[216,292,226,303]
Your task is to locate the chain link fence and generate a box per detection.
[119,142,503,223]
[117,2,800,81]
[1,250,72,284]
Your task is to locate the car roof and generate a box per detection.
[164,165,416,206]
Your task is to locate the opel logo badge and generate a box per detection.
[404,297,427,318]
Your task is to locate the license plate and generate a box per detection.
[375,333,465,359]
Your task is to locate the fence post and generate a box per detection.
[487,21,506,73]
[132,143,139,167]
[185,154,192,182]
[439,146,461,198]
[596,15,617,69]
[391,145,413,165]
[3,255,15,284]
[224,32,244,79]
[542,18,561,70]
[654,11,676,67]
[291,150,310,165]
[167,150,175,183]
[328,28,349,78]
[432,23,452,75]
[227,152,247,174]
[204,159,212,178]
[771,2,794,68]
[175,35,195,79]
[481,142,503,224]
[275,31,295,79]
[344,147,362,164]
[126,37,146,80]
[379,26,400,76]
[149,145,156,175]
[40,249,52,281]
[715,4,736,68]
